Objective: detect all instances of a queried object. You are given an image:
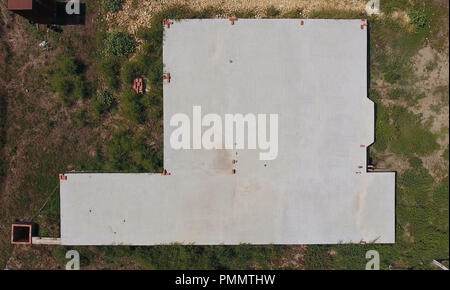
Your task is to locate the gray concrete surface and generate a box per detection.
[60,19,395,245]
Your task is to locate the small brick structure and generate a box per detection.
[11,223,33,245]
[161,169,171,176]
[163,73,171,83]
[162,18,174,28]
[8,0,56,24]
[360,19,368,30]
[133,78,144,94]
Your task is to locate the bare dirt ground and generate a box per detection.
[377,24,449,181]
[372,0,449,181]
[273,245,307,269]
[412,44,449,181]
[374,41,449,180]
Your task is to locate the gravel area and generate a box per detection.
[106,0,367,33]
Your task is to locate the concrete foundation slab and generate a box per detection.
[60,19,395,245]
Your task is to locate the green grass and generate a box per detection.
[309,8,366,19]
[98,57,121,91]
[381,105,439,156]
[51,244,287,270]
[104,31,136,57]
[265,6,280,18]
[387,88,422,105]
[443,148,449,161]
[103,129,162,172]
[94,91,117,115]
[49,56,88,106]
[133,244,285,270]
[303,245,334,270]
[103,0,124,13]
[282,8,304,18]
